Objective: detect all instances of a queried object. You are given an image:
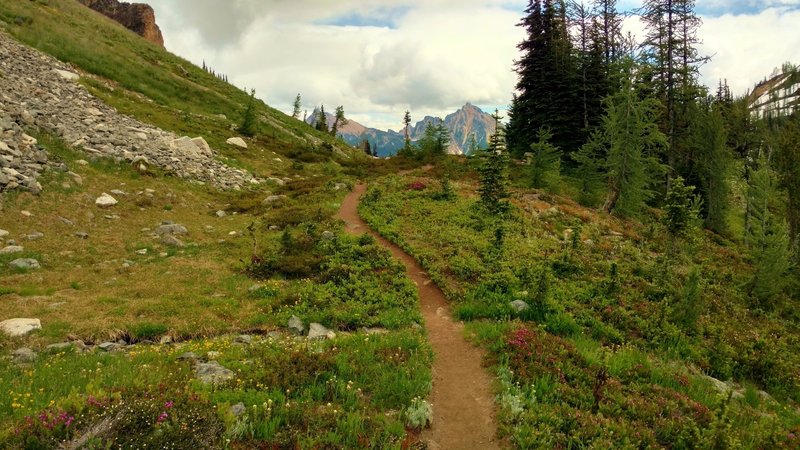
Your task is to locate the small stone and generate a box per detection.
[0,318,42,337]
[288,315,305,335]
[155,223,188,236]
[20,211,32,217]
[0,245,23,255]
[308,323,335,340]
[195,361,234,385]
[160,235,184,247]
[110,189,127,196]
[226,137,248,149]
[75,160,89,166]
[136,249,148,255]
[59,217,74,226]
[159,335,173,345]
[176,352,198,361]
[46,342,75,352]
[262,195,287,205]
[215,210,226,218]
[510,300,530,313]
[95,193,118,208]
[9,259,41,270]
[13,348,37,364]
[235,335,252,344]
[230,403,246,417]
[98,342,120,352]
[53,69,80,81]
[321,231,335,240]
[0,229,8,238]
[26,232,44,241]
[74,232,89,239]
[207,351,221,359]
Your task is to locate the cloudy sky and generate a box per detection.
[147,0,800,131]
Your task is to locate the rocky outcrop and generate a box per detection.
[0,32,260,192]
[77,0,164,47]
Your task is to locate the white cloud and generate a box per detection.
[148,1,798,131]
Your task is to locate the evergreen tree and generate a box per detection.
[640,0,708,186]
[663,176,702,254]
[600,60,667,216]
[572,130,606,206]
[508,0,583,159]
[528,127,562,189]
[745,156,793,307]
[315,105,328,133]
[434,122,451,155]
[238,89,257,137]
[466,133,481,155]
[331,105,348,137]
[292,94,301,119]
[773,113,800,253]
[479,111,511,216]
[688,100,732,234]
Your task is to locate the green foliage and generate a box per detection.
[663,176,702,239]
[130,322,169,341]
[671,267,704,334]
[690,102,732,235]
[432,176,456,201]
[238,89,258,137]
[478,113,511,216]
[416,122,450,157]
[745,158,793,307]
[528,127,562,189]
[571,131,606,206]
[316,105,329,133]
[600,59,667,216]
[292,93,302,119]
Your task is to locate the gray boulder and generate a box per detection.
[195,361,234,385]
[288,315,305,335]
[9,259,41,270]
[0,245,23,255]
[0,318,42,337]
[155,223,188,236]
[13,348,37,364]
[308,323,336,340]
[510,300,530,313]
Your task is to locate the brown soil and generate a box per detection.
[336,184,500,450]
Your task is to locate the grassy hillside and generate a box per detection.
[360,170,800,448]
[0,0,362,176]
[0,1,432,447]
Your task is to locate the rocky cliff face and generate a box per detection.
[77,0,164,47]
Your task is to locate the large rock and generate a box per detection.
[95,193,118,208]
[0,318,42,337]
[9,258,41,270]
[155,223,188,236]
[308,323,336,340]
[195,361,234,385]
[510,300,530,313]
[53,69,80,82]
[0,245,23,255]
[13,348,37,364]
[288,315,305,335]
[191,137,213,157]
[226,137,248,149]
[160,235,185,247]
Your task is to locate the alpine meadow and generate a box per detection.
[0,0,798,448]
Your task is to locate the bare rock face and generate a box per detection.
[77,0,164,47]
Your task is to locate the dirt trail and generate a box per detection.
[336,184,500,450]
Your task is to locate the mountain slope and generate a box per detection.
[308,103,496,156]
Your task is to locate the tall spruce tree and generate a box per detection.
[238,89,257,137]
[745,156,793,307]
[528,127,563,189]
[640,0,708,186]
[479,111,511,216]
[508,0,583,159]
[315,105,328,133]
[688,99,732,234]
[292,94,301,119]
[331,106,348,137]
[599,60,667,216]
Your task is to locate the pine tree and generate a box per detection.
[434,122,451,155]
[663,176,702,254]
[572,130,606,206]
[600,60,667,216]
[640,0,709,186]
[508,0,583,158]
[331,105,348,137]
[745,156,793,307]
[773,113,800,253]
[479,111,511,216]
[238,89,257,137]
[528,127,562,189]
[314,105,328,133]
[689,100,732,234]
[292,94,302,119]
[466,133,481,155]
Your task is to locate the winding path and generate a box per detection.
[336,184,500,450]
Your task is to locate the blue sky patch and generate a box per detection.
[318,6,411,29]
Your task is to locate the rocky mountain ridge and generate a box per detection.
[0,31,259,193]
[306,103,496,156]
[77,0,164,47]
